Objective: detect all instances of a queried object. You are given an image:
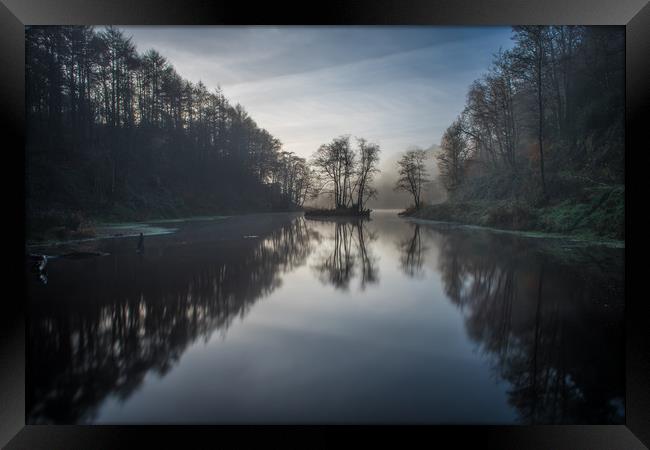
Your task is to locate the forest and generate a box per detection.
[26,25,625,242]
[26,26,311,241]
[416,26,625,240]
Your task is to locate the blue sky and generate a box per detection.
[121,26,514,169]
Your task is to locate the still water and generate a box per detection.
[26,211,625,424]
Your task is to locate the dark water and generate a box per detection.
[26,211,625,424]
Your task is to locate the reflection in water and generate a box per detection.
[398,224,428,278]
[27,216,314,423]
[26,213,624,424]
[432,229,625,424]
[310,218,378,291]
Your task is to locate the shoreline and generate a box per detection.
[398,186,624,244]
[303,207,371,219]
[399,215,624,248]
[26,210,303,248]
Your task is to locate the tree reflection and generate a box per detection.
[310,218,378,291]
[433,229,625,424]
[397,224,428,278]
[27,216,315,424]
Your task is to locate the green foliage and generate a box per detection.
[410,185,624,241]
[537,186,624,240]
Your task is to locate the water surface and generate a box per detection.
[26,211,624,424]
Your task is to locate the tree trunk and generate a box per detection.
[537,48,547,198]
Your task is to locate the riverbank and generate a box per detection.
[26,205,301,245]
[401,185,624,242]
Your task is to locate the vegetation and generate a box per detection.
[26,26,311,240]
[394,148,430,210]
[304,206,370,218]
[405,26,624,240]
[26,25,624,242]
[308,135,380,216]
[410,185,624,240]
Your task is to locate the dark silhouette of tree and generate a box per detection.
[435,26,624,202]
[25,26,311,233]
[353,138,381,212]
[438,118,471,193]
[460,50,519,173]
[310,136,380,212]
[395,148,429,209]
[512,26,549,197]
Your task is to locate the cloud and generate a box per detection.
[119,26,514,168]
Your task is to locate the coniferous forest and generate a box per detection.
[26,26,311,240]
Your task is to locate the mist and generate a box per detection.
[367,144,447,209]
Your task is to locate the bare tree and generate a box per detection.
[461,50,519,172]
[311,136,380,212]
[512,26,550,197]
[395,148,430,209]
[438,117,470,193]
[311,136,354,208]
[353,138,381,213]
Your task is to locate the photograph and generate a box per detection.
[2,0,648,447]
[23,24,627,426]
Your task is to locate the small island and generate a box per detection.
[304,206,371,218]
[302,136,380,219]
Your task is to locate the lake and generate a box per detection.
[26,211,625,424]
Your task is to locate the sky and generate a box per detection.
[120,26,515,172]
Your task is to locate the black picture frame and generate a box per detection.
[1,0,647,448]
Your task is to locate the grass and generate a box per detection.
[405,184,624,242]
[537,185,624,240]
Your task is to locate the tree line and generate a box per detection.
[436,26,624,203]
[26,26,312,227]
[27,26,623,225]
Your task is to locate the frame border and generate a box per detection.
[1,0,648,448]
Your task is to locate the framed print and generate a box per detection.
[1,0,648,448]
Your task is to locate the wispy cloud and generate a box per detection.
[121,26,514,161]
